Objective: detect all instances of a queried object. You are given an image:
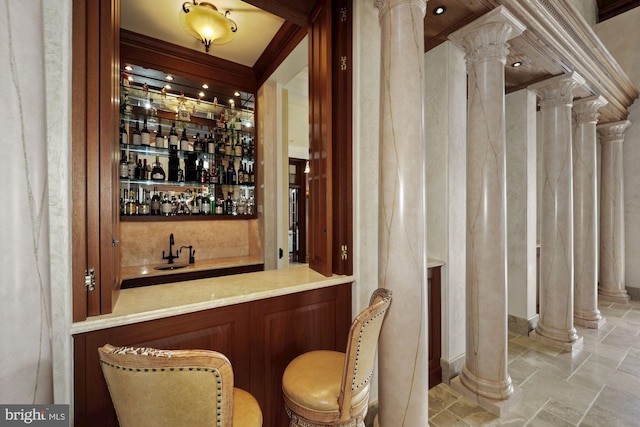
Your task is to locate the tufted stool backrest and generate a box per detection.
[98,344,233,427]
[338,288,392,421]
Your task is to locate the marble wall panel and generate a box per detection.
[0,0,53,404]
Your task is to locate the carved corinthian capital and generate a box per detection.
[597,120,632,144]
[573,95,608,124]
[531,72,586,109]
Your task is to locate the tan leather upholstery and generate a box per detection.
[282,289,392,427]
[98,344,262,427]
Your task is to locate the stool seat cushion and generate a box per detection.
[282,350,368,414]
[233,387,263,427]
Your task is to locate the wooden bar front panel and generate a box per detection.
[73,284,352,427]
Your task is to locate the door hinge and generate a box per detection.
[85,268,96,292]
[340,56,347,71]
[341,245,348,261]
[112,238,119,247]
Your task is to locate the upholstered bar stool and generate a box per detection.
[282,288,392,427]
[98,344,262,427]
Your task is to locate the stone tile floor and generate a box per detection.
[429,299,640,426]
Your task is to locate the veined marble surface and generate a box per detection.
[71,266,354,334]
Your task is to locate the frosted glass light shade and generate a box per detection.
[180,2,236,53]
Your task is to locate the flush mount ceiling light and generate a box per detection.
[180,1,237,53]
[433,6,447,15]
[511,61,523,67]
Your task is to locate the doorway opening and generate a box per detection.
[289,158,308,264]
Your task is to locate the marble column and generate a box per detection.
[0,0,53,403]
[598,120,632,303]
[374,0,429,425]
[530,73,584,351]
[448,6,525,415]
[573,96,607,328]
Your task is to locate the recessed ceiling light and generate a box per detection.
[512,61,523,67]
[124,65,133,71]
[202,83,209,89]
[234,91,240,97]
[127,76,134,82]
[433,6,446,15]
[165,75,174,81]
[164,84,172,90]
[198,92,205,98]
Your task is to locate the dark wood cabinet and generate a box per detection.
[428,266,443,388]
[73,283,351,427]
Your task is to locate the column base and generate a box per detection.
[574,315,606,329]
[508,314,539,335]
[441,353,465,384]
[598,288,630,304]
[529,329,584,351]
[450,376,522,417]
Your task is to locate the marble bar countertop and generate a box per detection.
[71,265,354,334]
[71,259,445,335]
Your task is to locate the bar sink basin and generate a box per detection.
[154,264,188,271]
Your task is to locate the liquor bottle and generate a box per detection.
[169,122,179,149]
[184,153,198,182]
[134,157,143,180]
[168,149,179,182]
[236,194,244,215]
[225,192,233,215]
[210,160,218,184]
[215,196,224,215]
[191,191,200,215]
[150,188,161,215]
[242,137,249,157]
[119,120,128,145]
[132,121,141,145]
[218,161,225,185]
[151,155,166,181]
[120,189,127,215]
[141,117,151,146]
[201,191,211,215]
[126,190,136,215]
[119,151,128,178]
[144,159,151,180]
[218,134,226,155]
[198,160,208,184]
[139,190,151,215]
[207,133,215,154]
[127,155,136,179]
[155,124,165,148]
[226,159,236,185]
[234,136,242,157]
[225,136,232,156]
[194,133,203,152]
[237,162,244,185]
[161,193,172,216]
[244,164,251,184]
[180,128,190,151]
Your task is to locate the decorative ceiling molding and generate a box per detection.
[501,0,639,122]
